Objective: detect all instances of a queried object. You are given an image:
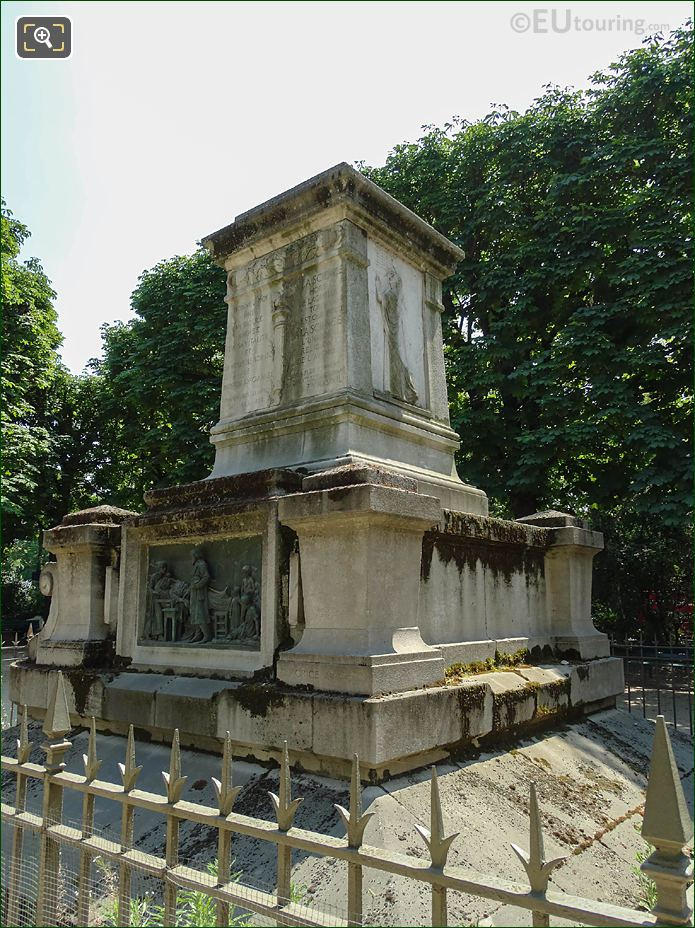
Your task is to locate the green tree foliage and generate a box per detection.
[1,204,105,623]
[2,202,66,621]
[360,25,692,635]
[1,201,63,534]
[92,250,227,509]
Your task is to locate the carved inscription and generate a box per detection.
[223,292,274,416]
[281,269,345,402]
[220,228,350,419]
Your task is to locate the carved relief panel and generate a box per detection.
[367,240,427,409]
[139,537,262,650]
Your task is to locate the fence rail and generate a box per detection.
[2,671,693,927]
[610,637,694,735]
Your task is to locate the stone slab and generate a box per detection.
[153,676,233,737]
[9,658,625,780]
[564,657,625,706]
[277,650,446,697]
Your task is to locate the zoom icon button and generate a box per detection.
[17,17,71,58]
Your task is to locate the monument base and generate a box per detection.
[276,647,446,696]
[210,393,488,515]
[32,638,115,668]
[9,657,624,781]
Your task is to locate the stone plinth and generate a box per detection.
[276,466,445,695]
[35,506,134,667]
[518,510,608,659]
[417,509,609,663]
[116,469,303,678]
[10,657,624,781]
[10,163,617,782]
[202,162,486,515]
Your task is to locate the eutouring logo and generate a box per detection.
[510,9,670,35]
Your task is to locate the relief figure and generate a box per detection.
[145,561,190,641]
[143,547,261,647]
[227,565,261,640]
[375,268,418,405]
[188,547,212,643]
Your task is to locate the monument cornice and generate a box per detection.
[202,163,464,278]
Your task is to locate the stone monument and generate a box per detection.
[11,164,622,779]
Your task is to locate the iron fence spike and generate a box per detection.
[642,716,693,848]
[268,740,302,831]
[43,671,71,739]
[212,731,241,815]
[82,717,102,781]
[118,724,142,792]
[414,766,459,868]
[17,704,30,764]
[512,782,565,892]
[162,728,188,803]
[334,753,374,847]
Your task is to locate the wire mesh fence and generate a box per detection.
[1,814,345,927]
[2,645,27,731]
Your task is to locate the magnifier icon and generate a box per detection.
[33,26,53,49]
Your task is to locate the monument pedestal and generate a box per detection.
[10,657,624,781]
[34,506,134,667]
[203,163,487,516]
[10,163,619,780]
[276,469,445,695]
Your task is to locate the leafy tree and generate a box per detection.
[360,24,692,635]
[1,201,64,537]
[92,250,227,509]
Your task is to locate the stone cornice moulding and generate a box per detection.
[202,163,464,279]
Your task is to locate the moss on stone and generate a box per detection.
[421,511,548,584]
[444,648,531,682]
[231,683,288,718]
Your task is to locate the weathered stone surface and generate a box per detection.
[418,508,608,662]
[216,684,315,754]
[16,164,615,771]
[516,509,590,529]
[58,504,136,527]
[10,658,624,779]
[142,468,302,513]
[202,163,486,515]
[153,677,232,737]
[103,672,163,727]
[33,507,132,667]
[116,504,282,677]
[277,483,444,695]
[566,657,625,706]
[301,462,418,493]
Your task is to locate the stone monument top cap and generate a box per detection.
[202,162,464,274]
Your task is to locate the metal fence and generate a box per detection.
[2,641,28,731]
[2,671,693,927]
[610,637,694,735]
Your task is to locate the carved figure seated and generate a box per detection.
[145,561,174,640]
[226,566,261,642]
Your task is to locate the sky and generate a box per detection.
[2,1,692,373]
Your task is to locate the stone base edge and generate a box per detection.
[9,657,624,781]
[436,634,610,665]
[34,638,115,668]
[277,651,446,695]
